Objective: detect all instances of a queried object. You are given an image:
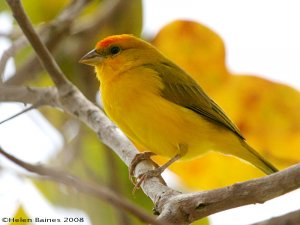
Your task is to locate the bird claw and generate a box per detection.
[132,167,167,193]
[129,152,166,193]
[129,152,156,182]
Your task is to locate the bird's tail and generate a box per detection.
[239,140,278,175]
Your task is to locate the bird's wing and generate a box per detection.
[145,61,244,139]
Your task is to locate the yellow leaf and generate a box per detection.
[153,20,300,189]
[152,20,229,94]
[214,75,300,167]
[9,206,31,225]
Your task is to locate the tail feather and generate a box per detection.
[239,141,278,175]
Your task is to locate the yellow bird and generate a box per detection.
[80,34,278,180]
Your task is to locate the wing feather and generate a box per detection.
[145,61,244,139]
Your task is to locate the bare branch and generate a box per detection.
[0,104,37,125]
[0,146,169,225]
[6,0,70,87]
[53,0,91,26]
[0,85,59,107]
[249,209,300,225]
[75,0,124,38]
[0,85,60,124]
[156,163,300,224]
[5,0,91,85]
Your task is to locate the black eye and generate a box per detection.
[110,46,121,55]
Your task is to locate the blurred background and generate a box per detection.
[1,0,300,224]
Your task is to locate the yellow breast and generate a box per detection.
[98,65,239,160]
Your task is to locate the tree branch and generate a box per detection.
[5,0,91,85]
[250,209,300,225]
[6,0,70,88]
[0,85,60,124]
[156,163,300,224]
[0,85,60,107]
[0,146,168,225]
[75,0,124,38]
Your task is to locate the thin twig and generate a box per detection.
[5,0,91,85]
[0,85,59,107]
[0,146,169,225]
[75,0,124,38]
[53,0,91,26]
[6,0,69,88]
[0,103,38,125]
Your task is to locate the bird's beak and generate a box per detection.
[79,49,103,66]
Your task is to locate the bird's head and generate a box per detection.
[80,34,158,79]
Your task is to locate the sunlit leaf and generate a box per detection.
[9,206,31,225]
[214,75,300,167]
[152,20,229,94]
[152,20,300,189]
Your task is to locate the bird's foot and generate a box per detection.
[129,152,166,192]
[130,152,182,193]
[133,166,167,193]
[129,151,157,183]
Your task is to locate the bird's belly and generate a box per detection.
[104,92,224,160]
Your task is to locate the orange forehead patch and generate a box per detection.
[96,34,134,49]
[96,36,119,48]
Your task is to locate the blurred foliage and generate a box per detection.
[22,0,70,24]
[0,0,8,11]
[152,20,300,190]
